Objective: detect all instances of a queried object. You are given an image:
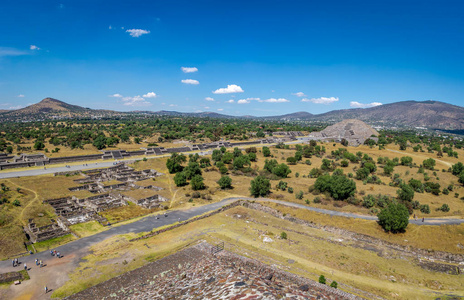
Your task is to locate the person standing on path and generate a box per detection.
[24,263,27,271]
[44,286,48,294]
[12,259,15,267]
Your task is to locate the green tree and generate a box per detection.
[174,172,187,187]
[184,162,202,179]
[262,146,271,157]
[459,172,464,185]
[280,232,287,239]
[233,155,250,170]
[248,152,257,162]
[166,153,187,174]
[272,163,291,178]
[319,275,326,284]
[250,176,271,197]
[222,152,234,164]
[212,149,223,162]
[217,175,232,189]
[12,199,20,206]
[34,140,45,151]
[451,162,464,176]
[190,175,205,190]
[330,281,338,289]
[384,165,394,176]
[314,174,356,200]
[423,158,436,170]
[400,156,413,166]
[397,184,415,202]
[377,203,409,233]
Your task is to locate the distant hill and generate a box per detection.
[1,98,463,130]
[0,98,123,121]
[312,100,464,130]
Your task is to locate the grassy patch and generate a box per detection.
[100,201,155,223]
[69,221,107,238]
[31,234,76,253]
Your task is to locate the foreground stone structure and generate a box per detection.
[24,219,69,243]
[308,119,378,146]
[65,242,360,300]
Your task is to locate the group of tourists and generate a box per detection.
[11,249,64,294]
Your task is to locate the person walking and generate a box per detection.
[40,260,43,268]
[422,217,424,222]
[44,286,48,294]
[57,252,61,258]
[24,263,27,271]
[35,258,38,266]
[12,259,15,267]
[50,250,53,256]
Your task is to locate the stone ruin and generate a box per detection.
[24,218,69,243]
[122,194,169,209]
[308,119,379,146]
[73,163,162,185]
[272,131,304,137]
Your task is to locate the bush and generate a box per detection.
[423,158,436,170]
[362,195,375,208]
[330,281,338,289]
[314,174,356,200]
[276,181,288,191]
[174,172,188,187]
[420,204,430,214]
[305,199,310,204]
[377,203,409,233]
[313,197,322,203]
[318,275,326,284]
[249,176,271,197]
[288,187,294,193]
[438,204,450,212]
[280,232,287,239]
[217,176,232,189]
[397,184,415,202]
[190,175,205,190]
[295,191,304,200]
[12,199,20,206]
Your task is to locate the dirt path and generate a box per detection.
[6,179,39,226]
[386,148,452,168]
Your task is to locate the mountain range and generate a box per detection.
[1,98,464,130]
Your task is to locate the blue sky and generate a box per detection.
[1,0,464,116]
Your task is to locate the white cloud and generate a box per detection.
[259,98,289,103]
[181,67,198,73]
[292,92,306,97]
[143,92,157,98]
[235,97,289,104]
[110,93,123,98]
[350,101,383,108]
[126,29,150,37]
[213,84,244,94]
[217,108,224,111]
[181,79,199,85]
[205,97,214,101]
[226,99,235,103]
[17,94,25,98]
[204,106,210,109]
[109,25,112,30]
[169,104,178,107]
[0,47,28,57]
[122,95,151,106]
[30,45,40,50]
[302,97,339,104]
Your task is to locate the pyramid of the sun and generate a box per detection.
[309,119,378,146]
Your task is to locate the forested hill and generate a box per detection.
[1,98,463,130]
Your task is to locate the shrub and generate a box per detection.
[362,195,375,208]
[217,176,232,189]
[280,232,287,239]
[305,199,310,204]
[438,204,450,212]
[276,181,288,191]
[423,158,436,170]
[420,204,430,214]
[305,159,312,165]
[295,191,304,200]
[174,172,188,187]
[288,187,294,193]
[330,281,338,289]
[190,175,205,191]
[377,203,409,233]
[340,160,349,167]
[12,199,20,206]
[249,176,271,197]
[318,275,326,284]
[397,184,415,202]
[314,174,357,200]
[313,197,322,203]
